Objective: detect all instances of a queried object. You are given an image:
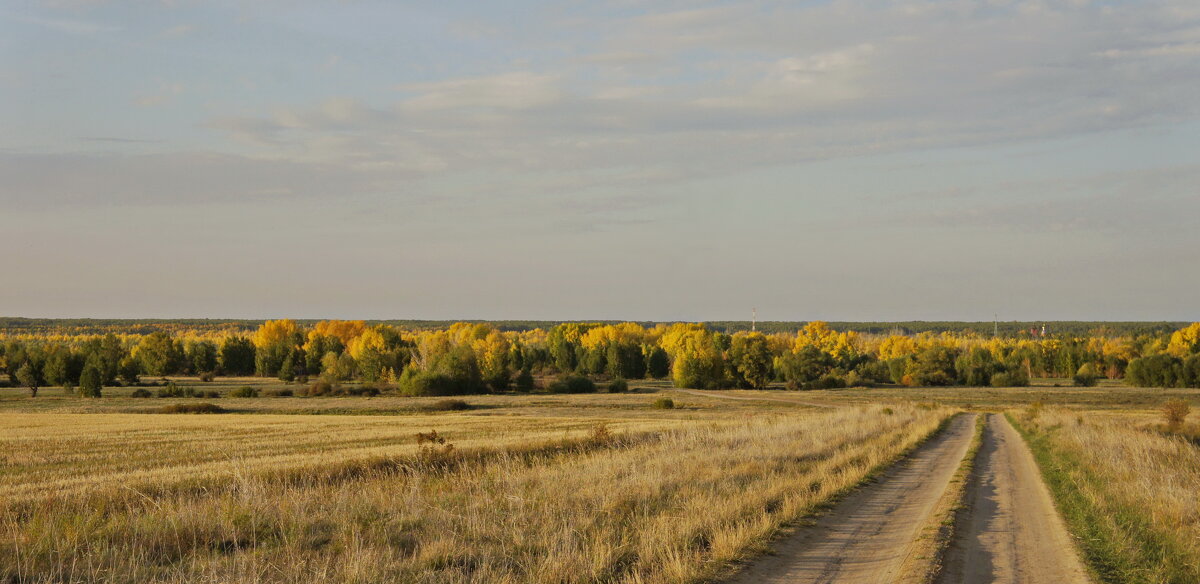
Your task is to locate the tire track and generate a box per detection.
[935,413,1090,584]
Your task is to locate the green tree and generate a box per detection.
[79,363,103,398]
[186,341,218,375]
[118,355,140,385]
[606,342,646,379]
[905,346,960,386]
[779,345,831,389]
[219,337,256,376]
[136,332,182,376]
[955,347,997,386]
[16,361,41,397]
[646,347,670,379]
[729,334,773,389]
[41,348,72,387]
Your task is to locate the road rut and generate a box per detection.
[726,413,977,584]
[936,413,1090,584]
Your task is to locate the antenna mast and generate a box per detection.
[752,308,757,332]
[994,314,998,338]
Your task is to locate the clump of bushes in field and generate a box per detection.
[652,397,675,409]
[267,388,293,397]
[607,378,628,393]
[548,375,596,394]
[158,402,226,414]
[1126,354,1200,388]
[130,388,153,398]
[156,382,195,398]
[418,399,472,412]
[228,386,259,398]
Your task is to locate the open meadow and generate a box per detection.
[2,386,953,583]
[4,379,1200,583]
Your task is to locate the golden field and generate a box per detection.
[1,390,950,583]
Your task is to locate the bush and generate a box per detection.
[812,374,847,389]
[306,379,336,396]
[905,347,960,386]
[229,386,259,398]
[130,388,153,398]
[514,369,535,392]
[1163,399,1191,430]
[156,382,196,398]
[1126,354,1186,388]
[398,371,472,397]
[267,389,294,397]
[607,378,629,393]
[197,371,215,382]
[419,399,473,412]
[548,375,596,394]
[158,402,225,414]
[1073,364,1099,387]
[652,397,675,409]
[202,390,220,398]
[347,385,382,397]
[991,369,1031,387]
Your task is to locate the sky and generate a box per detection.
[2,0,1199,322]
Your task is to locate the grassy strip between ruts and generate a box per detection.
[1007,411,1200,584]
[908,412,985,584]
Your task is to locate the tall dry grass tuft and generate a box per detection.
[1,404,949,583]
[1162,399,1191,431]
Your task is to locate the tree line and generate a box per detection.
[3,320,1199,397]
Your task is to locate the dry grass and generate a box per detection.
[1,403,949,583]
[1013,408,1200,583]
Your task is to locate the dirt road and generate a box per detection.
[726,413,977,584]
[936,414,1090,584]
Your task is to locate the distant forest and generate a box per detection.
[0,317,1188,338]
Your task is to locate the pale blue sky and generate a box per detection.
[2,0,1198,321]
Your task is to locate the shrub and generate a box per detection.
[229,386,259,398]
[1163,399,1191,430]
[399,371,471,397]
[202,390,220,398]
[158,402,226,414]
[548,375,596,394]
[419,399,472,412]
[905,346,960,386]
[607,378,629,393]
[652,397,675,409]
[812,374,847,389]
[1126,354,1185,388]
[130,388,153,398]
[991,369,1031,387]
[156,382,196,398]
[197,371,215,382]
[514,369,535,392]
[588,423,614,445]
[1073,364,1099,387]
[267,389,294,397]
[306,379,335,396]
[347,384,381,397]
[79,365,103,398]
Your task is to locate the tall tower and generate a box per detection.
[752,307,757,332]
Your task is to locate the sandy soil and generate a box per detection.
[936,414,1090,584]
[725,413,977,584]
